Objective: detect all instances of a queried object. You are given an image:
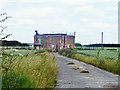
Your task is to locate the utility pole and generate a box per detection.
[101,32,104,50]
[74,32,76,48]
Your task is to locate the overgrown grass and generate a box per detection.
[2,52,58,88]
[80,70,89,73]
[59,49,119,75]
[73,66,79,70]
[73,54,119,75]
[67,62,75,65]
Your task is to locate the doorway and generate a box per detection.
[56,44,58,52]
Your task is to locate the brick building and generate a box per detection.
[34,31,75,51]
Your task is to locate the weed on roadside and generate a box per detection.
[73,66,79,70]
[80,70,89,73]
[67,62,75,65]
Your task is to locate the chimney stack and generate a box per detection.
[74,32,76,36]
[35,30,38,35]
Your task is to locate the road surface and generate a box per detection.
[54,53,119,88]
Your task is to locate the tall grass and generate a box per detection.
[59,49,119,75]
[73,54,119,75]
[2,52,58,88]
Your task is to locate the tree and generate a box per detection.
[75,43,82,47]
[0,13,12,41]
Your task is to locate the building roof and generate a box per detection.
[34,31,75,37]
[43,33,67,36]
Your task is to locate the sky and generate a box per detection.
[0,0,119,45]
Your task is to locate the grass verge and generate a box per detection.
[72,54,119,75]
[2,52,58,88]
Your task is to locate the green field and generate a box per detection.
[77,49,118,60]
[4,49,34,55]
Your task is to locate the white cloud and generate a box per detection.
[105,7,117,11]
[80,18,88,22]
[61,0,118,6]
[88,22,117,33]
[74,5,105,18]
[0,3,5,9]
[61,0,90,6]
[53,18,68,25]
[0,0,56,3]
[12,7,57,18]
[17,19,35,24]
[89,22,109,28]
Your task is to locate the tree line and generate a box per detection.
[1,40,29,46]
[85,44,120,47]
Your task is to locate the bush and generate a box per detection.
[44,48,53,52]
[59,48,76,58]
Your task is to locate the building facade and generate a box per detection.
[34,31,75,51]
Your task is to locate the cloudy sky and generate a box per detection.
[0,0,119,45]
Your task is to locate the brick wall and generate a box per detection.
[34,35,75,51]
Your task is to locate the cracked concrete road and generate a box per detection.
[54,53,119,88]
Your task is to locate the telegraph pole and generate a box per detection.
[101,32,104,50]
[74,32,76,48]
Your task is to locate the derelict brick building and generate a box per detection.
[34,31,75,51]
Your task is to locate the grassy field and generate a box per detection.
[77,49,118,60]
[2,49,58,88]
[75,46,118,50]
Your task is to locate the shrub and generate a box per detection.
[59,48,76,58]
[44,48,53,52]
[62,52,66,56]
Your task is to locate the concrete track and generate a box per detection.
[54,53,119,88]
